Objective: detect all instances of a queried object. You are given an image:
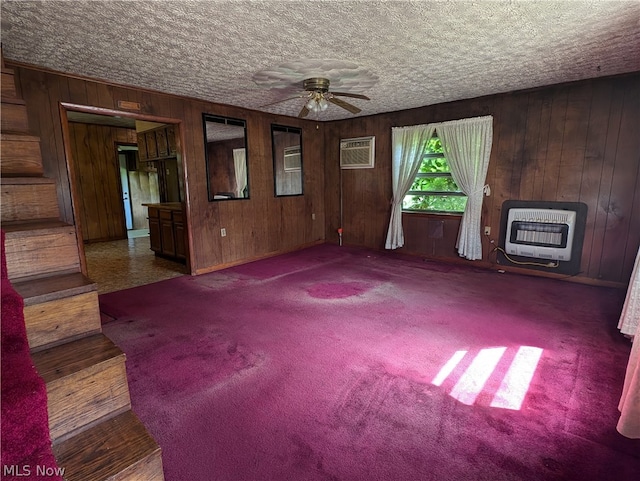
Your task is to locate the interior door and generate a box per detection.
[119,154,134,230]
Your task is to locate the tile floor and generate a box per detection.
[84,233,187,294]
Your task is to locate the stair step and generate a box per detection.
[1,133,44,176]
[1,176,58,222]
[32,334,131,443]
[1,98,29,133]
[2,219,80,280]
[2,67,18,98]
[13,271,97,304]
[13,273,101,351]
[53,410,164,481]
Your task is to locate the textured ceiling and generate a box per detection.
[2,0,639,121]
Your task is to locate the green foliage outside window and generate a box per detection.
[402,136,467,213]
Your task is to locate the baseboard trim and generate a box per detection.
[192,240,325,276]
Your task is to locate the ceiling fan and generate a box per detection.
[262,77,370,118]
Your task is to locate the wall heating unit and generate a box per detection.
[498,201,587,275]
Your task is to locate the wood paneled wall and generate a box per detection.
[68,122,136,242]
[12,64,326,274]
[11,61,638,285]
[324,73,640,285]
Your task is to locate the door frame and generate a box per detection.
[59,102,193,275]
[115,142,140,232]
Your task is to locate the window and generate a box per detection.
[402,136,467,213]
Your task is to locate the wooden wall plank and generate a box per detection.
[519,92,543,201]
[556,82,591,203]
[68,123,129,242]
[599,78,640,281]
[580,80,612,277]
[586,80,625,280]
[541,87,568,201]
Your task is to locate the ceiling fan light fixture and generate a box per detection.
[305,98,316,111]
[257,74,370,118]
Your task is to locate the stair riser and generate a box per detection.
[112,450,165,481]
[4,228,80,279]
[1,102,29,132]
[1,137,44,176]
[1,183,59,222]
[52,411,164,481]
[2,71,18,98]
[25,291,102,351]
[47,360,131,443]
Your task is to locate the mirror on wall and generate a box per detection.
[203,114,249,201]
[272,125,303,196]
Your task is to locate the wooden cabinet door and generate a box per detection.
[145,131,158,159]
[174,221,186,259]
[160,220,175,257]
[137,132,148,161]
[166,125,177,155]
[148,217,162,253]
[156,128,169,157]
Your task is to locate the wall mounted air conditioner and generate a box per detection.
[340,136,375,169]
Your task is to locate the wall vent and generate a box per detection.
[340,136,375,169]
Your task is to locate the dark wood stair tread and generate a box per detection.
[13,272,96,306]
[32,334,124,384]
[1,96,26,106]
[0,132,40,142]
[53,410,163,481]
[1,218,73,235]
[0,176,56,185]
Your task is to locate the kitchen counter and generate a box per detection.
[144,203,186,262]
[142,202,183,211]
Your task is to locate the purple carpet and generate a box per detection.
[100,244,640,481]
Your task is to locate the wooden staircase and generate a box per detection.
[1,61,164,479]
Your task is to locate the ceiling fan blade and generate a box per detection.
[298,105,310,118]
[328,97,361,114]
[331,92,370,100]
[259,94,304,108]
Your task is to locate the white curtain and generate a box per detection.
[617,245,640,438]
[437,116,493,260]
[233,148,247,198]
[385,124,437,250]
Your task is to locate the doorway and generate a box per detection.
[60,105,191,293]
[116,143,160,239]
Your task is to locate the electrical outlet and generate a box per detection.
[312,213,316,220]
[484,226,491,236]
[220,228,226,237]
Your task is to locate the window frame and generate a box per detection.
[402,138,467,214]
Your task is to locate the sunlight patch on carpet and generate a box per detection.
[450,347,506,405]
[432,350,467,386]
[433,346,543,410]
[490,346,543,410]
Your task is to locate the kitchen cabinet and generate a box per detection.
[137,125,177,162]
[144,203,186,262]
